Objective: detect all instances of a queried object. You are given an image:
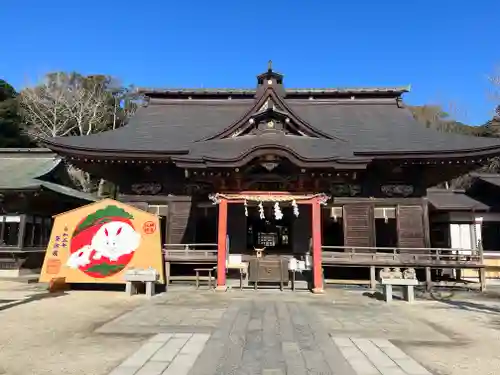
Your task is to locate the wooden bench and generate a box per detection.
[194,268,216,289]
[124,268,159,297]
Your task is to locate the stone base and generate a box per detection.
[215,285,227,292]
[311,287,325,294]
[0,268,40,278]
[0,269,22,278]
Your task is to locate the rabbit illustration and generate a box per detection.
[66,245,93,269]
[91,221,141,261]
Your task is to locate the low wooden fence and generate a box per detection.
[321,245,486,291]
[163,244,218,284]
[163,243,218,262]
[321,245,483,267]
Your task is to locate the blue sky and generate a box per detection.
[2,0,499,125]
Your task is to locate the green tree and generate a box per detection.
[481,111,500,138]
[408,104,482,135]
[0,79,33,147]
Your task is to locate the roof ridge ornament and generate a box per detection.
[268,60,273,72]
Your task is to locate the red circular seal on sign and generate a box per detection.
[143,221,156,234]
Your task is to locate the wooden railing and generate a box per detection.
[321,245,484,267]
[163,243,218,261]
[162,243,485,267]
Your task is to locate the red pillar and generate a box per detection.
[311,198,324,293]
[216,198,228,289]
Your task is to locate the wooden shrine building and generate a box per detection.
[427,175,500,280]
[0,148,95,277]
[44,64,500,292]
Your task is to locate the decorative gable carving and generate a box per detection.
[259,99,270,112]
[203,63,337,141]
[211,88,333,140]
[258,97,282,113]
[230,111,308,138]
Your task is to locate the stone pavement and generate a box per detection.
[100,288,441,375]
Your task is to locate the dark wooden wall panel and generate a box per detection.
[194,207,217,244]
[167,198,194,244]
[397,205,425,249]
[343,204,374,250]
[227,204,247,252]
[293,205,311,254]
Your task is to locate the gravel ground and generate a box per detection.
[396,293,500,375]
[0,284,145,375]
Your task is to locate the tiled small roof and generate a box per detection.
[0,149,95,201]
[427,189,489,211]
[0,149,59,189]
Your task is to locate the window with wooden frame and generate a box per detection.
[23,215,53,248]
[0,215,22,247]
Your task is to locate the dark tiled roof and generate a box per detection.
[288,101,500,154]
[427,189,489,211]
[48,98,500,161]
[48,100,251,152]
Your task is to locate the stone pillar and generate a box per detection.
[216,198,228,290]
[311,199,324,293]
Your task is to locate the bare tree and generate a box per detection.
[20,77,73,138]
[20,73,110,140]
[19,73,113,192]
